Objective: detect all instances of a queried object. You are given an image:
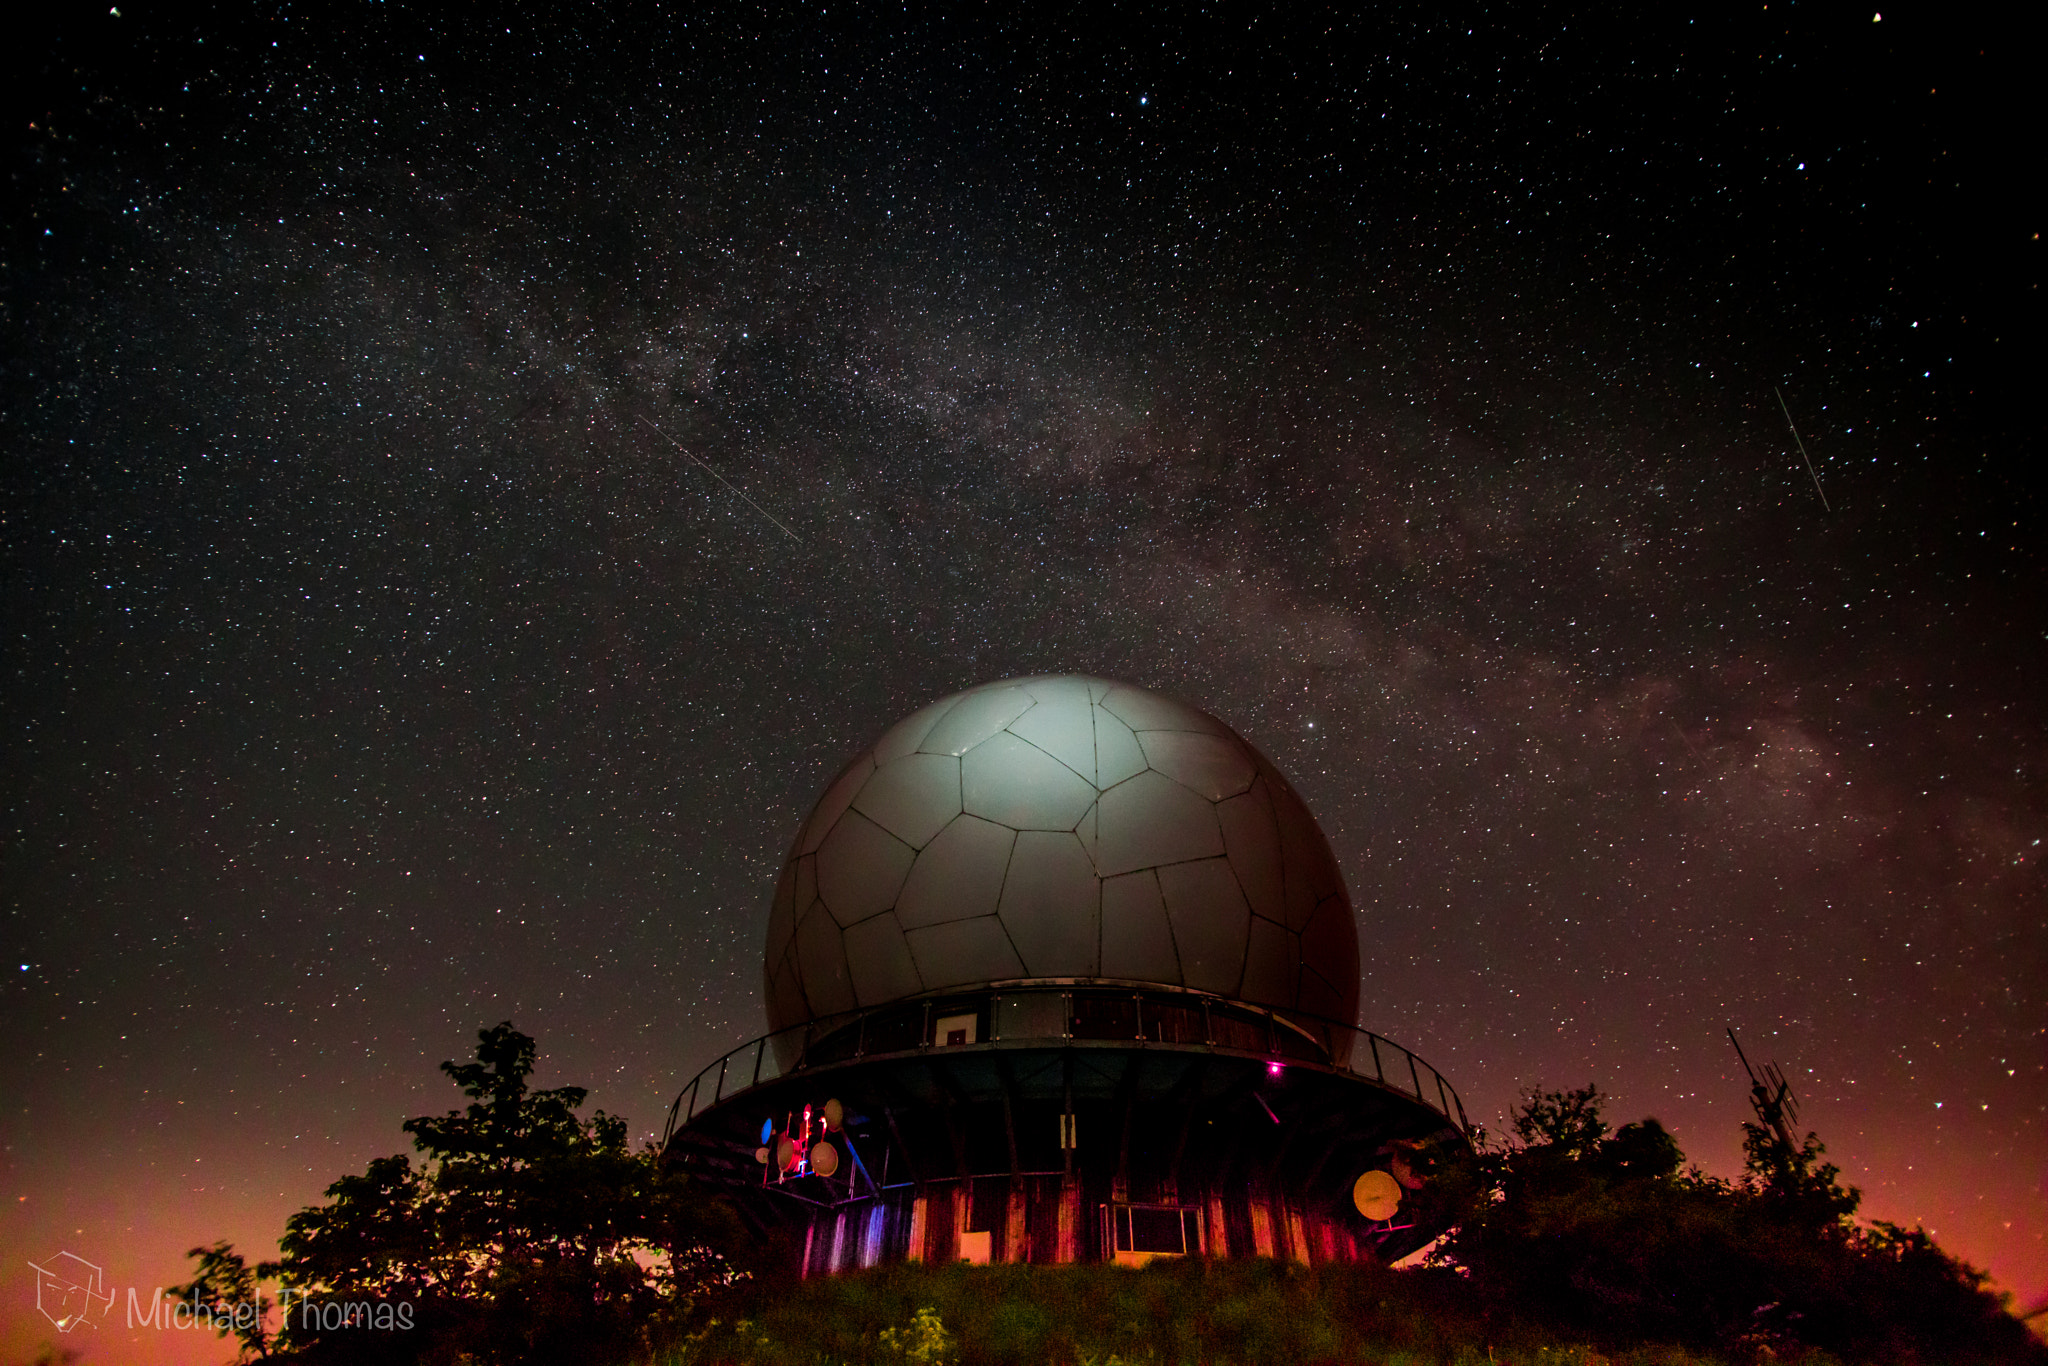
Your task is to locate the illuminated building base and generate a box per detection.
[663,984,1469,1274]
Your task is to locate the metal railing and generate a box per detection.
[661,985,1468,1145]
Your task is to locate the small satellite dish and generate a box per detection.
[1389,1150,1426,1191]
[822,1098,844,1132]
[760,1118,775,1145]
[775,1135,797,1171]
[810,1140,840,1177]
[1353,1169,1402,1221]
[753,1146,770,1165]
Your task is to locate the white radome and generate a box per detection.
[763,675,1360,1035]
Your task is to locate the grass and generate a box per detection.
[647,1259,1821,1366]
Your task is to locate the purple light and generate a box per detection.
[1267,1061,1283,1077]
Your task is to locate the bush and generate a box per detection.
[667,1258,1714,1366]
[1433,1085,2046,1366]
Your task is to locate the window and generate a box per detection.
[1141,1000,1206,1044]
[933,1012,978,1046]
[1069,992,1138,1041]
[994,991,1067,1041]
[1107,1203,1202,1264]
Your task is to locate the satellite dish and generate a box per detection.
[760,1118,775,1145]
[775,1135,797,1171]
[810,1140,841,1177]
[1353,1169,1402,1221]
[822,1098,844,1131]
[1389,1150,1425,1191]
[753,1146,770,1165]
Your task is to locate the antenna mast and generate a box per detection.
[1727,1027,1800,1153]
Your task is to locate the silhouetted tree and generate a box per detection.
[181,1023,751,1366]
[1437,1083,2045,1363]
[165,1241,275,1362]
[1509,1082,1610,1157]
[1740,1116,1861,1232]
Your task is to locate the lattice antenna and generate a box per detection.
[1727,1027,1799,1152]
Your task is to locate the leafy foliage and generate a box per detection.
[876,1306,956,1364]
[691,1258,1511,1366]
[1435,1084,2044,1364]
[165,1241,275,1362]
[186,1022,755,1366]
[172,1036,2044,1366]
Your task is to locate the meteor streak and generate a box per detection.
[1775,386,1832,512]
[640,415,802,543]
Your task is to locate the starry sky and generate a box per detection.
[3,2,2040,1358]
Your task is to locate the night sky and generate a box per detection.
[4,2,2041,1357]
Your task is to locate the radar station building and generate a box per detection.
[662,675,1470,1274]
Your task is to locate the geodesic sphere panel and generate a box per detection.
[763,675,1360,1034]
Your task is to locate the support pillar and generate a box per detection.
[906,1191,927,1263]
[1249,1195,1275,1258]
[1005,1178,1029,1262]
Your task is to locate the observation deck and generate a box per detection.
[662,981,1470,1271]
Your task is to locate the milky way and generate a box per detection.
[3,4,2039,1356]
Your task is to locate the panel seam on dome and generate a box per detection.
[992,911,1031,981]
[1090,694,1102,794]
[1228,905,1252,999]
[1148,866,1186,987]
[986,830,1024,940]
[1001,728,1094,788]
[1146,766,1244,806]
[1141,850,1234,875]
